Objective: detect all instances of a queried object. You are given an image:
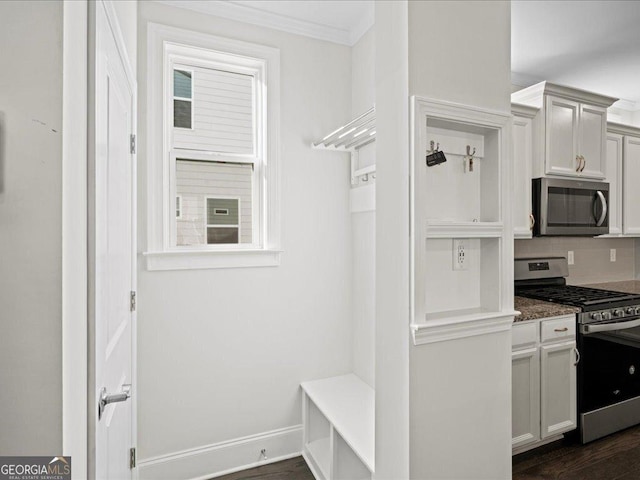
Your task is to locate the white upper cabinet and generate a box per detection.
[512,82,617,181]
[607,122,640,237]
[512,104,538,239]
[623,134,640,235]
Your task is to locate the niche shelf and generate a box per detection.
[312,107,376,186]
[411,97,516,345]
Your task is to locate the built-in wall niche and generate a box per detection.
[411,97,515,345]
[420,118,502,231]
[423,237,501,320]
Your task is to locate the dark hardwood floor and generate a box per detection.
[213,456,314,480]
[513,424,640,480]
[212,426,640,480]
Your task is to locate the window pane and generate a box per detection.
[207,198,238,225]
[207,227,239,244]
[174,69,192,99]
[175,159,253,246]
[174,100,192,128]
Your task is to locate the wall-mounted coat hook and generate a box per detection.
[426,140,446,167]
[463,145,477,172]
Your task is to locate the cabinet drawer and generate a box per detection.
[513,321,538,350]
[541,316,576,343]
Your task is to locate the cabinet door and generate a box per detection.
[540,341,577,438]
[578,104,607,179]
[513,114,533,238]
[545,96,580,177]
[606,133,623,235]
[512,347,540,449]
[623,136,640,235]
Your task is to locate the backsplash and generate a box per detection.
[515,237,635,285]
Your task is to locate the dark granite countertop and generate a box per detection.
[514,296,581,322]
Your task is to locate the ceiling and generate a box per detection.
[512,0,640,107]
[161,1,640,108]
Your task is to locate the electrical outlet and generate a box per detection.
[568,251,575,265]
[453,239,468,271]
[610,248,617,262]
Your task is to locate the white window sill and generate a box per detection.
[143,249,282,271]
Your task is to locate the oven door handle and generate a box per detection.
[582,318,640,334]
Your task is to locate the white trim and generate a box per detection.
[411,312,516,346]
[155,0,374,47]
[62,1,88,478]
[137,425,303,480]
[147,23,281,268]
[144,249,282,271]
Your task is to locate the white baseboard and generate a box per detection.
[137,425,303,480]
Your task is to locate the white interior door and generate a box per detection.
[93,2,137,479]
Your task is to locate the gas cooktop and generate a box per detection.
[515,285,640,309]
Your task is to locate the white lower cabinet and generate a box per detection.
[512,315,577,453]
[540,340,578,438]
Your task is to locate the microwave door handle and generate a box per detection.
[594,190,607,227]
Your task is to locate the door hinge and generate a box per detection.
[130,291,136,312]
[130,447,136,469]
[130,134,136,154]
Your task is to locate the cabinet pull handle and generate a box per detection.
[529,213,535,230]
[580,155,586,172]
[574,347,581,366]
[554,327,569,332]
[576,155,582,172]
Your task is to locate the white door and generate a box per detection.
[545,95,580,177]
[578,104,607,179]
[93,1,137,479]
[623,136,640,235]
[511,347,540,449]
[512,113,534,238]
[606,133,623,235]
[540,341,577,439]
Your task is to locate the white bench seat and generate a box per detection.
[301,374,374,479]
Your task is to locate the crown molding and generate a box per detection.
[155,0,373,46]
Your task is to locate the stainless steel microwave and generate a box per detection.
[532,177,609,236]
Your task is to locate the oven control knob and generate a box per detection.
[614,309,625,317]
[627,307,635,315]
[635,307,640,316]
[590,312,603,321]
[631,365,636,375]
[602,311,612,320]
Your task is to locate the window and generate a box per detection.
[146,24,281,270]
[173,69,192,129]
[206,197,240,244]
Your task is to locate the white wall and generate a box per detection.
[136,2,353,476]
[350,28,376,389]
[374,1,411,477]
[407,1,512,479]
[0,0,63,455]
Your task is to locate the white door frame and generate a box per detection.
[62,1,137,478]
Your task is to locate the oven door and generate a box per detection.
[579,318,640,442]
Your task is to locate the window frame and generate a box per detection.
[145,23,281,271]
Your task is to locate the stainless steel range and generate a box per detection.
[515,256,640,443]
